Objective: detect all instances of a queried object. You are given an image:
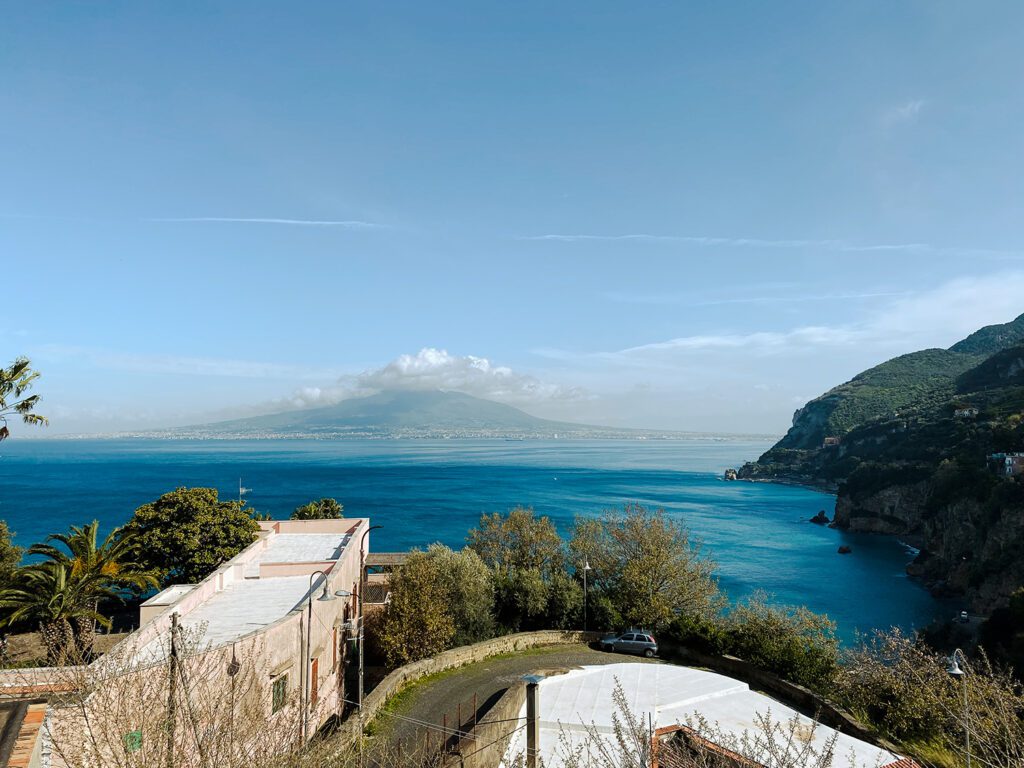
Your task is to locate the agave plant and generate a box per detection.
[0,521,158,663]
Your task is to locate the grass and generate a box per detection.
[901,738,961,768]
[365,643,589,737]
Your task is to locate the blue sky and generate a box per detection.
[2,2,1023,434]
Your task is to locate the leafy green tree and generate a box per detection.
[119,487,260,587]
[467,506,564,576]
[570,503,720,630]
[725,592,838,691]
[0,357,48,441]
[0,521,22,587]
[468,507,571,632]
[544,570,583,629]
[420,544,495,645]
[25,521,158,656]
[290,497,344,520]
[377,552,455,667]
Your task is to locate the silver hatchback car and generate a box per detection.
[600,630,658,658]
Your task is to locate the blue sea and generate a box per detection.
[0,438,950,642]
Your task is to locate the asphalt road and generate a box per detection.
[369,644,663,754]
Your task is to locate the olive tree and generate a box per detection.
[420,544,495,645]
[377,551,455,667]
[570,503,720,630]
[467,507,579,631]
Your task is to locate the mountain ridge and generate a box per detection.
[173,389,710,439]
[739,311,1024,615]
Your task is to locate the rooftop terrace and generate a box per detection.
[132,520,364,662]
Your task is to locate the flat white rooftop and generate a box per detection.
[502,663,906,768]
[137,575,322,662]
[243,533,352,577]
[258,533,352,564]
[177,575,316,646]
[133,525,355,662]
[142,584,196,608]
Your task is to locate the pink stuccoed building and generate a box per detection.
[34,518,371,768]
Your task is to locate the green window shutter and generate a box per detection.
[124,730,143,753]
[272,674,288,714]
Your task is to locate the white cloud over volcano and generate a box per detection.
[287,348,586,409]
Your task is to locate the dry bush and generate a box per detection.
[835,629,1024,768]
[38,625,307,768]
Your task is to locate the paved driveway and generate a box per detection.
[370,643,662,752]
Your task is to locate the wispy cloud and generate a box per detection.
[519,232,1020,259]
[145,217,383,229]
[605,290,912,307]
[35,345,345,380]
[1,213,386,229]
[519,233,934,252]
[540,271,1024,364]
[881,99,926,128]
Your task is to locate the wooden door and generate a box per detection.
[310,657,319,706]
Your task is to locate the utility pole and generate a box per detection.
[523,675,543,768]
[166,612,179,768]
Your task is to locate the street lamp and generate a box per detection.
[357,524,383,710]
[582,557,592,632]
[303,569,337,742]
[947,648,970,768]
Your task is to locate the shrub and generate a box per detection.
[724,593,839,692]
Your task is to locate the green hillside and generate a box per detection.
[774,313,1024,451]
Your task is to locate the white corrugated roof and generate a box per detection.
[502,663,904,768]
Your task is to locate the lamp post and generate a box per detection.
[357,524,383,711]
[303,569,337,743]
[947,648,970,768]
[582,557,592,632]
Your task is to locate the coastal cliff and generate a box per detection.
[740,313,1024,613]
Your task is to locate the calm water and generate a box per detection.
[0,438,948,642]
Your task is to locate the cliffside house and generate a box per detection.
[954,406,979,418]
[822,436,841,447]
[29,518,372,767]
[989,452,1024,477]
[502,663,919,768]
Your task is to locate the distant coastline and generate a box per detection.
[28,430,781,441]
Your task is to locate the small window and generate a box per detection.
[272,675,288,714]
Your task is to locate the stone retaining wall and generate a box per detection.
[663,643,900,753]
[332,630,598,748]
[442,683,526,768]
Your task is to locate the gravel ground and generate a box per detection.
[370,643,663,753]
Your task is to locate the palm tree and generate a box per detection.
[0,521,157,662]
[0,357,48,441]
[0,561,108,664]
